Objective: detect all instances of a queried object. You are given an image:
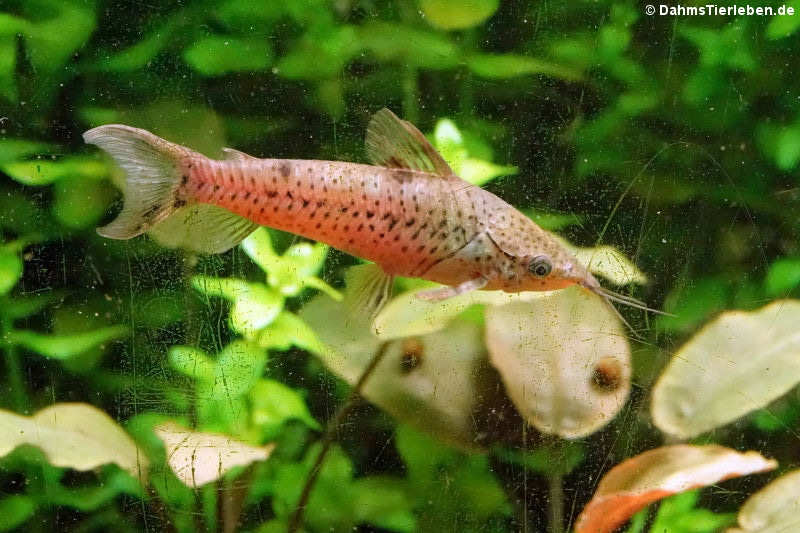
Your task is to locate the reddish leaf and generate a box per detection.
[575,445,776,533]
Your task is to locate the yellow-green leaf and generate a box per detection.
[154,422,274,488]
[0,403,147,479]
[652,300,800,438]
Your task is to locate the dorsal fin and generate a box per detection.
[222,147,260,161]
[365,108,454,176]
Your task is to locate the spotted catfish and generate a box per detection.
[84,108,656,317]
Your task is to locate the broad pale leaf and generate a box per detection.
[300,292,514,450]
[0,403,147,479]
[154,422,274,488]
[652,300,800,438]
[729,469,800,532]
[485,286,631,438]
[575,445,776,533]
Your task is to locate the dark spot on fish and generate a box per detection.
[316,200,324,208]
[340,206,348,214]
[366,211,375,219]
[416,244,425,252]
[379,233,385,239]
[315,222,321,229]
[181,175,188,185]
[343,225,349,231]
[310,211,316,219]
[260,207,265,214]
[214,185,220,192]
[394,235,400,241]
[382,213,391,220]
[230,193,238,201]
[357,224,364,231]
[388,218,399,231]
[352,211,360,218]
[324,212,330,219]
[286,191,293,200]
[348,238,354,244]
[279,163,290,178]
[401,245,408,252]
[267,190,277,198]
[405,218,415,227]
[173,199,186,209]
[369,224,375,232]
[302,199,310,208]
[244,191,251,200]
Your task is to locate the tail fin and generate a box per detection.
[84,124,191,240]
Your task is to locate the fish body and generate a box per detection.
[183,157,581,292]
[85,108,630,314]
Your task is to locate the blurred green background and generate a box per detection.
[2,0,800,531]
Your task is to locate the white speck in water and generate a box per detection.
[661,238,667,243]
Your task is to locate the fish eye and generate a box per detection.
[529,256,552,277]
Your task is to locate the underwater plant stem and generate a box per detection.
[2,316,27,412]
[548,472,565,533]
[288,341,390,533]
[402,64,419,125]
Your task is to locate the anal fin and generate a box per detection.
[148,203,259,254]
[342,263,394,320]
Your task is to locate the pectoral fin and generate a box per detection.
[416,277,488,302]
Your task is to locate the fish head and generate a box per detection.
[515,246,594,292]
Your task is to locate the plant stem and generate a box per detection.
[287,341,390,533]
[548,472,565,533]
[403,64,419,125]
[2,316,27,412]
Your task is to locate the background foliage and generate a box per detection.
[1,0,800,531]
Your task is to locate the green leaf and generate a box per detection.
[0,495,35,531]
[495,442,585,477]
[0,403,147,479]
[169,346,215,381]
[650,490,735,533]
[0,249,22,296]
[276,25,359,80]
[257,311,326,354]
[99,19,178,72]
[419,0,499,30]
[359,23,459,70]
[9,325,129,360]
[432,118,516,186]
[212,340,267,398]
[192,276,284,336]
[52,174,117,230]
[0,140,53,165]
[2,156,108,186]
[466,53,582,81]
[765,257,800,296]
[242,228,334,297]
[184,36,273,76]
[250,379,321,438]
[766,1,800,39]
